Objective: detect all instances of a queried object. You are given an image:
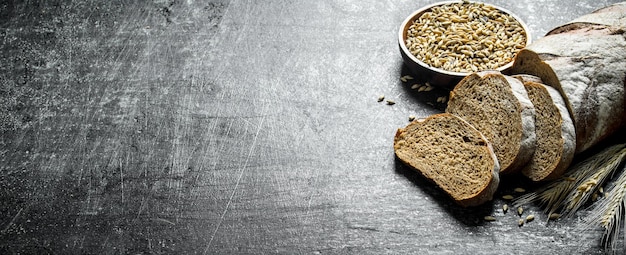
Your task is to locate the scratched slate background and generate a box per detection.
[0,0,624,254]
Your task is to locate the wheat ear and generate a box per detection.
[562,145,626,217]
[514,144,626,218]
[584,162,626,251]
[513,175,578,216]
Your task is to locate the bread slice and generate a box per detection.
[394,113,500,207]
[445,71,536,174]
[513,75,576,181]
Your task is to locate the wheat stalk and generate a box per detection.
[583,162,626,251]
[513,144,626,216]
[513,174,577,216]
[562,145,626,217]
[514,144,626,223]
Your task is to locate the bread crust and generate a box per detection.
[511,5,626,153]
[513,75,576,181]
[446,71,536,174]
[394,113,500,207]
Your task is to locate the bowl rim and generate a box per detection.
[398,1,533,77]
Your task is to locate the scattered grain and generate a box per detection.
[517,207,524,216]
[386,100,396,105]
[377,95,385,102]
[518,218,524,227]
[400,75,414,82]
[514,187,526,193]
[411,84,420,90]
[484,215,496,221]
[549,213,560,220]
[502,195,514,200]
[408,115,416,121]
[502,204,508,213]
[525,214,535,222]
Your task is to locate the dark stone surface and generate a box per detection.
[0,0,622,254]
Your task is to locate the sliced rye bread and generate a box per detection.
[446,71,536,174]
[510,2,626,153]
[394,113,500,207]
[513,74,576,181]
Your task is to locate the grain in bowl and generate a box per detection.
[398,1,531,88]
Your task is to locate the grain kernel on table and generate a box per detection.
[549,213,560,220]
[502,194,514,200]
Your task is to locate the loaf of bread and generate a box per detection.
[513,75,576,181]
[510,2,626,153]
[446,71,536,174]
[394,113,500,207]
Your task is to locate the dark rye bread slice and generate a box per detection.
[510,2,626,153]
[446,71,536,174]
[394,113,500,207]
[513,75,576,181]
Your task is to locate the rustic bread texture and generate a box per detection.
[510,2,626,153]
[513,75,576,181]
[446,71,536,174]
[549,2,626,33]
[394,113,500,207]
